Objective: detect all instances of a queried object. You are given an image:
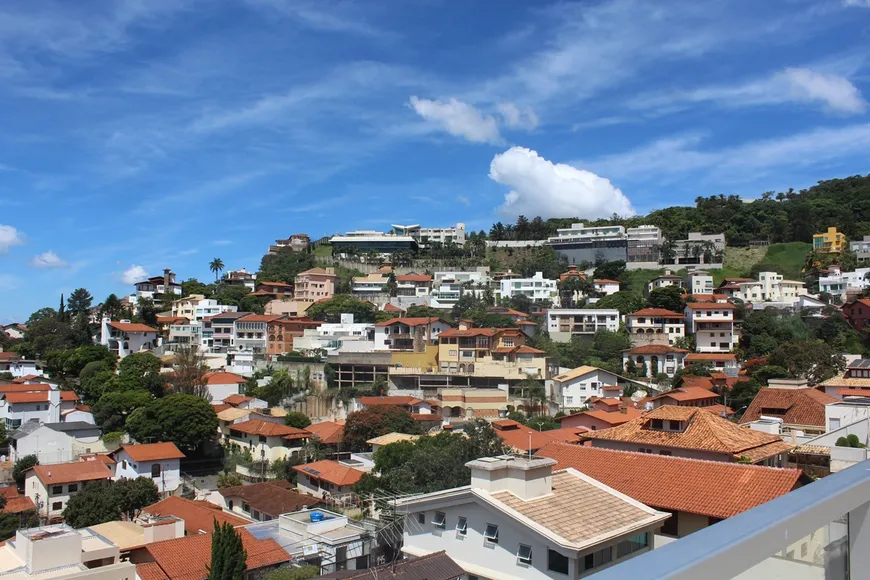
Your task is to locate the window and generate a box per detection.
[417,513,425,525]
[52,502,63,511]
[433,511,446,529]
[583,547,612,571]
[659,450,672,456]
[667,420,681,430]
[151,463,161,477]
[68,484,78,493]
[122,460,128,469]
[650,419,663,430]
[548,549,569,575]
[259,435,267,443]
[503,338,515,347]
[566,396,573,405]
[517,544,532,565]
[52,485,63,494]
[617,533,648,558]
[483,523,499,543]
[456,516,467,536]
[228,500,234,510]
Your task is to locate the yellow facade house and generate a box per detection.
[813,227,847,254]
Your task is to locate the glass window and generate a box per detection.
[151,463,161,477]
[52,501,63,511]
[52,485,63,494]
[617,533,649,558]
[433,511,446,528]
[484,523,499,543]
[517,544,532,565]
[456,516,467,536]
[68,484,78,493]
[548,549,569,574]
[583,547,613,571]
[417,513,425,525]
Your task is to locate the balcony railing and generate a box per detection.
[593,458,870,579]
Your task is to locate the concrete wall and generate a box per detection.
[114,451,181,493]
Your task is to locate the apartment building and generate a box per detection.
[396,273,432,297]
[436,326,552,380]
[202,311,248,353]
[499,272,558,303]
[684,271,714,295]
[626,225,663,265]
[170,295,237,322]
[223,268,257,290]
[99,319,159,358]
[625,308,685,346]
[731,272,808,304]
[391,222,467,247]
[851,235,870,262]
[292,314,374,354]
[132,269,182,301]
[546,222,629,265]
[330,230,418,256]
[294,267,340,302]
[430,279,463,309]
[684,302,737,353]
[546,309,620,342]
[397,455,669,580]
[667,233,726,266]
[234,314,280,355]
[813,226,848,254]
[266,317,321,357]
[373,317,452,351]
[818,265,870,300]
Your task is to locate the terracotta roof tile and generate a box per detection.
[0,383,52,393]
[537,443,804,519]
[628,308,685,318]
[739,387,838,428]
[373,317,447,328]
[228,419,311,439]
[30,462,113,485]
[144,528,288,580]
[492,420,556,452]
[396,274,432,282]
[293,460,364,487]
[651,387,720,403]
[626,344,689,355]
[204,371,247,385]
[144,496,249,535]
[120,442,186,462]
[107,321,158,332]
[223,394,253,405]
[217,481,320,517]
[580,406,793,462]
[305,421,344,445]
[685,302,736,310]
[136,562,169,580]
[358,395,423,406]
[685,353,738,362]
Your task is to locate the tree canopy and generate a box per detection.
[63,478,159,527]
[306,295,377,323]
[343,406,421,452]
[208,522,247,580]
[126,394,218,451]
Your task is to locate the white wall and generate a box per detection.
[558,369,620,408]
[208,383,241,404]
[25,473,91,519]
[11,426,73,464]
[113,450,181,493]
[826,403,870,432]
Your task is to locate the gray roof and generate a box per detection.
[10,420,42,440]
[319,552,464,580]
[44,422,100,433]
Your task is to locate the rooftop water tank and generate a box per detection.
[310,512,324,522]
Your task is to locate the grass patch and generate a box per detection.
[314,244,333,257]
[760,242,811,280]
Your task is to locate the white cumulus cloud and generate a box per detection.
[409,96,501,144]
[29,250,69,269]
[497,103,539,130]
[122,265,149,284]
[779,68,866,114]
[0,225,25,254]
[490,147,634,219]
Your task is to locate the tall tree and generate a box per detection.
[209,258,225,282]
[12,455,38,488]
[125,394,218,451]
[343,407,421,452]
[67,288,94,316]
[101,294,123,320]
[171,346,211,399]
[208,522,247,580]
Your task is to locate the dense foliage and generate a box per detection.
[126,394,218,451]
[62,478,159,527]
[343,406,421,452]
[208,522,247,580]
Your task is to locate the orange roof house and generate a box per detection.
[293,459,364,487]
[579,406,793,464]
[537,443,806,532]
[144,496,249,535]
[739,387,838,431]
[117,442,186,462]
[228,420,311,440]
[305,421,345,445]
[28,462,113,486]
[490,419,557,453]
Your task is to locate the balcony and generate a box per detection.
[593,458,870,579]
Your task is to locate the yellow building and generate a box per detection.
[813,227,847,254]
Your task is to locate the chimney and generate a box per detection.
[413,326,424,353]
[466,456,557,501]
[163,268,171,293]
[459,319,474,330]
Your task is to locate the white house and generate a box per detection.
[171,295,238,322]
[622,345,689,379]
[0,384,81,430]
[373,317,452,351]
[112,442,185,494]
[100,318,159,359]
[500,272,559,304]
[226,420,311,474]
[292,459,365,501]
[25,462,113,520]
[684,303,737,353]
[10,422,103,465]
[291,313,375,355]
[546,309,620,343]
[646,273,684,295]
[732,272,808,304]
[203,371,247,403]
[0,353,44,379]
[132,270,182,301]
[819,266,870,300]
[552,366,626,409]
[684,271,714,295]
[625,308,685,346]
[397,456,669,580]
[1,324,27,340]
[592,279,620,296]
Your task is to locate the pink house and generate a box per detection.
[294,268,340,302]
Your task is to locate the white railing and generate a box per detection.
[593,459,870,579]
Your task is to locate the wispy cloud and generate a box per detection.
[457,195,471,206]
[29,250,69,269]
[0,225,25,254]
[244,0,388,37]
[121,265,148,285]
[0,274,19,292]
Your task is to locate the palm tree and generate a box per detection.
[209,258,225,282]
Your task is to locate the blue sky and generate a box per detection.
[2,0,870,323]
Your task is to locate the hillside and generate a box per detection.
[710,242,811,284]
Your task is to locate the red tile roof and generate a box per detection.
[383,303,404,312]
[228,419,311,439]
[358,396,423,407]
[29,462,113,485]
[840,388,870,397]
[628,308,685,318]
[212,403,231,413]
[144,496,249,535]
[4,391,77,403]
[651,387,721,403]
[438,327,497,338]
[539,427,590,444]
[372,317,446,327]
[594,278,621,284]
[293,460,365,487]
[136,562,170,580]
[223,394,253,405]
[396,274,432,282]
[685,353,738,362]
[238,314,282,323]
[491,419,557,452]
[580,406,793,462]
[217,481,320,517]
[107,321,158,332]
[625,344,689,355]
[537,443,804,519]
[120,442,186,462]
[681,376,715,390]
[739,387,838,428]
[143,528,289,580]
[0,383,51,393]
[305,421,344,445]
[204,371,247,385]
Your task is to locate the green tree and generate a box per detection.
[44,345,117,385]
[125,394,218,451]
[385,273,398,297]
[93,390,154,432]
[257,250,315,285]
[62,481,122,527]
[209,258,225,282]
[252,370,295,407]
[593,291,644,315]
[67,288,94,316]
[217,471,243,488]
[284,412,311,429]
[0,423,7,448]
[208,521,247,580]
[135,297,159,327]
[12,455,38,488]
[182,278,214,297]
[768,341,846,385]
[100,294,124,320]
[646,286,685,312]
[119,352,166,398]
[114,477,161,520]
[343,407,421,452]
[593,261,627,281]
[306,295,376,323]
